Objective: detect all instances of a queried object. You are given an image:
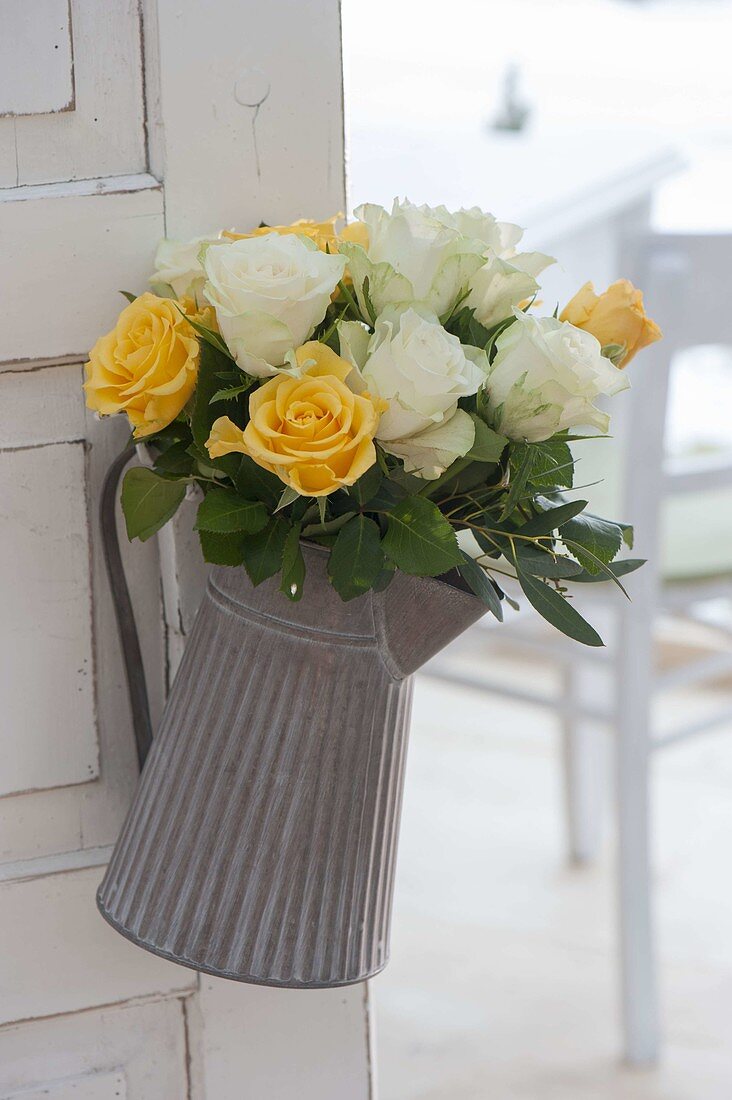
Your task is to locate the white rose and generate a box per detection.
[203,233,345,377]
[424,205,524,255]
[466,251,554,328]
[338,200,487,319]
[151,234,219,301]
[484,311,629,443]
[433,207,554,329]
[340,308,488,479]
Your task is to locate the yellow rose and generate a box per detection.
[560,279,662,366]
[178,295,219,333]
[84,292,199,438]
[222,215,369,256]
[206,342,385,497]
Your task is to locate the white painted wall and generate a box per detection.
[0,2,373,1096]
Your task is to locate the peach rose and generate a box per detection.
[560,279,662,366]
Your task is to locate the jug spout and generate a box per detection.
[374,570,487,678]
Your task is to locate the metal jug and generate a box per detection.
[98,538,485,988]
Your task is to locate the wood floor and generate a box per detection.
[374,640,732,1099]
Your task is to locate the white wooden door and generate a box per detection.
[0,3,373,1097]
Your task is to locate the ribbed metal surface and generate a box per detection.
[98,545,485,988]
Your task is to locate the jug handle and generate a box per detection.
[100,444,154,770]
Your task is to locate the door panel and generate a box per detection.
[1,1,373,1095]
[0,999,188,1099]
[0,0,75,118]
[0,0,146,188]
[0,867,194,1025]
[2,1072,127,1100]
[0,176,163,363]
[0,438,97,796]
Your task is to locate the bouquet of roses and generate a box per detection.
[84,200,661,646]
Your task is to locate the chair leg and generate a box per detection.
[615,603,660,1066]
[561,663,605,864]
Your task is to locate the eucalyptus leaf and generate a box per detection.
[519,498,589,537]
[514,544,584,579]
[457,551,503,620]
[571,558,645,583]
[517,571,604,647]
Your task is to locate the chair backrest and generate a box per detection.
[616,232,732,561]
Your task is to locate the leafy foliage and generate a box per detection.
[328,516,385,600]
[195,489,268,535]
[110,272,646,649]
[121,467,187,542]
[382,496,463,577]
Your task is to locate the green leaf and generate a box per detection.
[560,512,623,574]
[198,529,246,566]
[280,522,305,601]
[444,306,492,349]
[119,290,137,303]
[153,440,195,477]
[382,496,463,577]
[347,464,384,508]
[191,341,234,449]
[195,488,268,534]
[519,498,589,537]
[528,440,575,489]
[361,276,377,324]
[328,516,385,600]
[241,518,290,586]
[176,307,234,360]
[234,455,282,509]
[276,486,300,512]
[457,551,503,620]
[121,466,186,542]
[467,415,508,463]
[372,560,397,592]
[514,544,584,579]
[186,441,239,480]
[517,571,604,647]
[501,445,536,520]
[571,558,646,583]
[302,510,356,538]
[209,379,256,405]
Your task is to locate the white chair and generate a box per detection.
[427,231,732,1065]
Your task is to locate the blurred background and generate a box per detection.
[342,1,732,1096]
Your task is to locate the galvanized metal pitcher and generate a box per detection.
[98,541,485,988]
